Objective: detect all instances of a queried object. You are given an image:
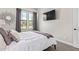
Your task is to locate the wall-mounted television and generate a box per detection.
[44,10,56,20]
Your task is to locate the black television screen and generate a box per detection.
[44,10,56,20]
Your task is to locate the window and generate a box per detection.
[21,10,33,32]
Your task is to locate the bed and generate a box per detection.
[0,28,57,51]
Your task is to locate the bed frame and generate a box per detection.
[54,45,56,49]
[44,45,56,51]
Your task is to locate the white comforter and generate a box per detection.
[5,31,57,51]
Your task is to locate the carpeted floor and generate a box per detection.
[45,41,79,51]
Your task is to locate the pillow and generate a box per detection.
[0,28,12,45]
[8,32,18,42]
[0,34,6,50]
[10,30,20,42]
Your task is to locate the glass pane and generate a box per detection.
[21,11,27,20]
[21,11,27,32]
[21,20,27,32]
[28,12,33,30]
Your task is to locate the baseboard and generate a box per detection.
[57,39,79,49]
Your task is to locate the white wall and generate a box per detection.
[38,8,73,44]
[0,8,16,30]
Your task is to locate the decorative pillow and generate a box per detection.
[0,28,12,45]
[0,34,6,49]
[8,32,18,42]
[9,30,20,42]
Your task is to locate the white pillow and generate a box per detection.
[0,34,6,50]
[10,30,20,41]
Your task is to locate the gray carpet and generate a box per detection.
[45,41,79,51]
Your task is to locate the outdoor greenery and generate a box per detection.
[21,20,33,32]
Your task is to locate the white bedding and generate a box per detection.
[5,31,57,51]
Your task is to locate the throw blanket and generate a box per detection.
[33,31,54,39]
